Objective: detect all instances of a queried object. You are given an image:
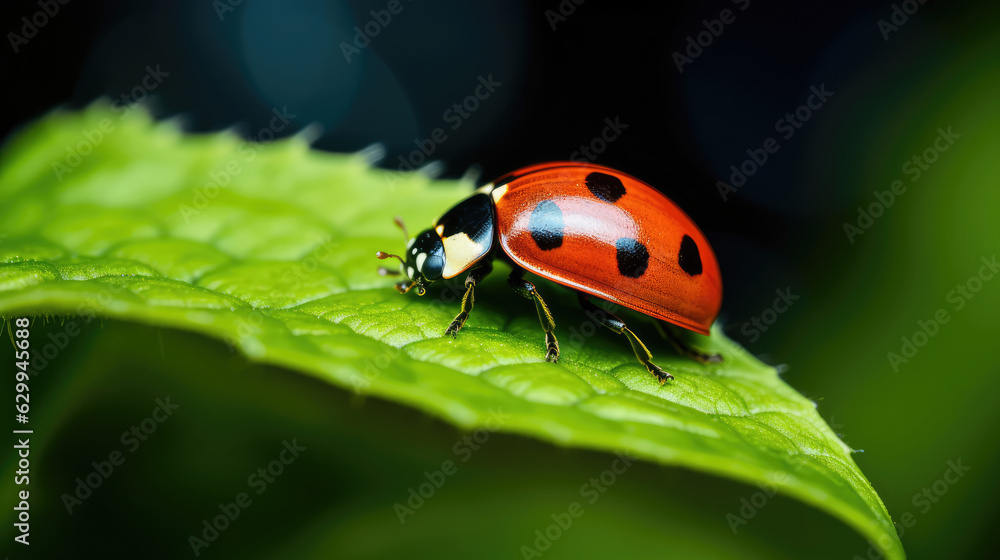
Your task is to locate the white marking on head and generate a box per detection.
[411,247,418,255]
[491,184,508,202]
[407,266,415,278]
[416,253,427,271]
[407,238,416,250]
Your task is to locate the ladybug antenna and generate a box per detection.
[376,251,407,277]
[376,251,405,266]
[393,216,409,240]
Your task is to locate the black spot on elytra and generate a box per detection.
[529,200,564,250]
[615,238,649,278]
[586,172,626,203]
[678,235,702,275]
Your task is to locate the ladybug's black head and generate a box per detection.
[402,228,446,289]
[376,224,446,297]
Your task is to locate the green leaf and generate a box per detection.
[0,103,903,559]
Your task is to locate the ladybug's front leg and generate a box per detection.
[445,261,493,337]
[507,266,559,363]
[578,293,674,384]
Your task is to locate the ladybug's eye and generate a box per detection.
[420,254,444,280]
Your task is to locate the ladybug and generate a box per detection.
[377,162,722,383]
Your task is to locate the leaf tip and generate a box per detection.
[355,142,385,164]
[296,123,325,146]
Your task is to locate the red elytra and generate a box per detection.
[377,161,723,383]
[491,162,722,335]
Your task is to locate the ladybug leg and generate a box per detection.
[445,261,493,337]
[507,267,559,363]
[578,294,674,384]
[656,322,722,364]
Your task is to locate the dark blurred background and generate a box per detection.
[2,0,998,558]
